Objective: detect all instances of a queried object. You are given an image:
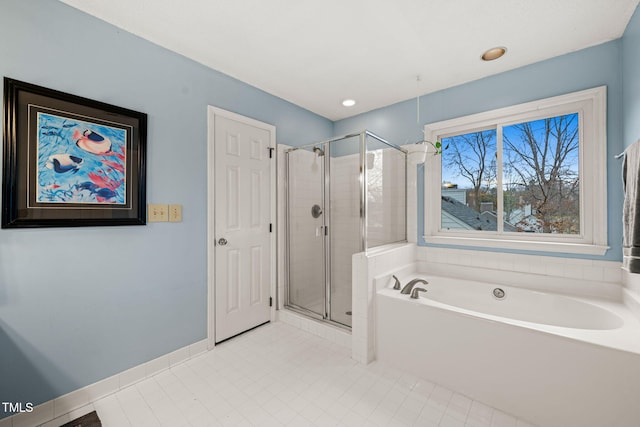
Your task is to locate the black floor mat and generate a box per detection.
[60,410,101,427]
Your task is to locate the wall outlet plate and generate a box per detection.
[169,204,182,222]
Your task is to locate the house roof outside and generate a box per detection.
[441,195,517,231]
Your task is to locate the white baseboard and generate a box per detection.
[0,339,208,427]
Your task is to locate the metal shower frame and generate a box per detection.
[283,130,408,328]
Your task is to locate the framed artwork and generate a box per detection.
[2,78,147,227]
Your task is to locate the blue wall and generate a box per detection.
[335,40,625,261]
[0,0,332,415]
[624,5,640,147]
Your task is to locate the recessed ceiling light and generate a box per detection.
[481,47,507,61]
[342,99,356,107]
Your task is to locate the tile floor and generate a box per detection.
[42,322,537,427]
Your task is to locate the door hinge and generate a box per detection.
[269,297,273,307]
[268,147,274,158]
[269,223,273,233]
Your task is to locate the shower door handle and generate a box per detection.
[217,238,228,246]
[311,204,323,218]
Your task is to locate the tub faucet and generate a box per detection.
[400,278,428,294]
[392,275,401,290]
[411,288,427,299]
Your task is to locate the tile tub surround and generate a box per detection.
[416,246,624,301]
[622,268,640,320]
[1,322,538,427]
[352,242,417,364]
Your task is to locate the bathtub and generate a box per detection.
[376,275,640,427]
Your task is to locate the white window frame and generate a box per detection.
[423,86,608,256]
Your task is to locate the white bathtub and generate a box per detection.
[376,275,640,427]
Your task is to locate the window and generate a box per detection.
[424,86,608,255]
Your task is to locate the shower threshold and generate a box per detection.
[284,305,352,331]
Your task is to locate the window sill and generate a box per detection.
[423,235,609,256]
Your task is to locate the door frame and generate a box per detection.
[207,106,277,349]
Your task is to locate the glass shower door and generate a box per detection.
[286,147,326,318]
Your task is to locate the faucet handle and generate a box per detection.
[410,287,427,299]
[392,275,401,290]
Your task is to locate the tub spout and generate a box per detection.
[401,278,428,294]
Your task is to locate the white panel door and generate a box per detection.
[214,115,272,343]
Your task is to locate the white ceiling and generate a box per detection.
[59,0,639,121]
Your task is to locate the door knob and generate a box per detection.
[311,204,323,218]
[218,238,228,246]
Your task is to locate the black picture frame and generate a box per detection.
[2,78,147,228]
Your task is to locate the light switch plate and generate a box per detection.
[148,204,168,222]
[169,204,182,222]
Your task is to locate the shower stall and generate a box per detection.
[284,131,407,328]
